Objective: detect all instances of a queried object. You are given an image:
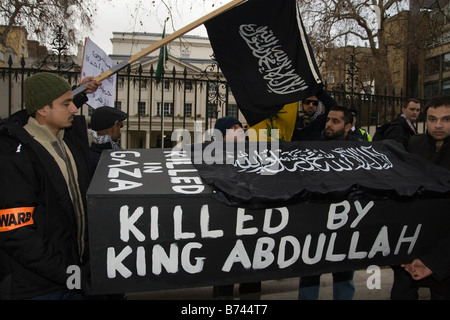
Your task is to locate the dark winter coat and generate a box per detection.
[408,133,450,171]
[0,110,91,300]
[408,132,450,296]
[374,115,416,149]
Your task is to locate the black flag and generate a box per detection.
[205,0,323,126]
[192,140,450,209]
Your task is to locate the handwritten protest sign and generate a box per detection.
[81,38,116,108]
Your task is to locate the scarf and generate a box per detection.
[88,129,122,150]
[25,117,86,260]
[299,101,323,124]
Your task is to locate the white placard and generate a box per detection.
[81,38,116,109]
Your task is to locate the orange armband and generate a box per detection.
[0,207,35,232]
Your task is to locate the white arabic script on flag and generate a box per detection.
[231,145,394,175]
[239,24,308,95]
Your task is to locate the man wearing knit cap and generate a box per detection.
[88,106,127,175]
[0,72,100,300]
[214,116,246,142]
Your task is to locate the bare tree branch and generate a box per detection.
[0,0,97,48]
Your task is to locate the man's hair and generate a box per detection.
[403,98,421,109]
[330,106,353,125]
[424,95,450,114]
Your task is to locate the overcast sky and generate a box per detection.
[85,0,231,55]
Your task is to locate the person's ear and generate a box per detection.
[345,123,352,132]
[36,105,50,117]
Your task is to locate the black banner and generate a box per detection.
[204,0,323,126]
[191,140,450,208]
[86,146,450,295]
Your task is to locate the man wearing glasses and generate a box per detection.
[291,89,337,141]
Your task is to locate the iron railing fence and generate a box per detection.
[0,63,426,148]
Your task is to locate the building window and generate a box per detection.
[444,53,450,72]
[184,103,192,117]
[157,102,173,116]
[424,82,440,100]
[115,101,122,111]
[425,56,441,75]
[207,103,218,119]
[442,80,450,95]
[138,102,146,116]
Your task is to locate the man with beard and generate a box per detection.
[322,106,360,141]
[298,106,358,300]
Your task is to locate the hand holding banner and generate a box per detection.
[71,0,248,96]
[80,38,116,108]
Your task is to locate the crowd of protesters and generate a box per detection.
[0,73,449,300]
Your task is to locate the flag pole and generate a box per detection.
[155,19,168,82]
[72,0,247,96]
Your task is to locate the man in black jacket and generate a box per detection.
[373,98,421,148]
[88,106,127,176]
[408,96,450,171]
[0,73,100,300]
[298,106,357,300]
[396,95,450,300]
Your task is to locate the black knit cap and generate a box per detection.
[91,106,127,131]
[214,116,242,137]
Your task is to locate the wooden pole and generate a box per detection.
[73,0,247,96]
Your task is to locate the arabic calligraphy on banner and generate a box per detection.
[231,145,394,174]
[86,148,450,295]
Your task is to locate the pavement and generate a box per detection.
[126,266,431,300]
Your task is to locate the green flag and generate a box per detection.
[155,25,168,83]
